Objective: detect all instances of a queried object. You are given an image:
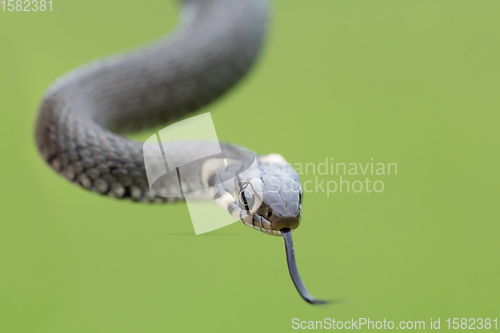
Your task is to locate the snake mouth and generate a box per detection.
[240,212,300,236]
[241,215,283,236]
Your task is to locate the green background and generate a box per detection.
[1,1,499,332]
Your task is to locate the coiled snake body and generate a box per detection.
[35,0,327,304]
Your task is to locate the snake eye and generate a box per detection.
[238,184,255,212]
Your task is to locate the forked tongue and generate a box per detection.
[281,228,329,305]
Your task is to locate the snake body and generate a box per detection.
[35,0,327,304]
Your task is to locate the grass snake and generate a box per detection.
[34,0,328,305]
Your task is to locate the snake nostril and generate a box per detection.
[267,211,272,218]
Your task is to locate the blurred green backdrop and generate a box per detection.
[1,1,499,332]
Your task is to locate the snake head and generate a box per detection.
[206,153,303,236]
[204,152,327,304]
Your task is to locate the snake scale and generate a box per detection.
[35,0,327,304]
